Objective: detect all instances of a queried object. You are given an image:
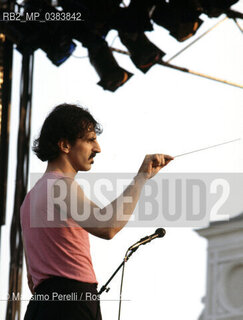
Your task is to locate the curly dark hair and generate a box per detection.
[32,103,102,161]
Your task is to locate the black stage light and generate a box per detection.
[68,19,133,92]
[200,0,238,17]
[0,21,76,66]
[152,0,203,42]
[0,22,36,54]
[23,0,76,65]
[59,0,121,21]
[35,23,76,66]
[110,0,154,33]
[88,40,133,92]
[59,0,122,37]
[119,32,165,73]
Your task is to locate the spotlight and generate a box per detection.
[22,0,76,65]
[200,0,238,17]
[36,23,76,66]
[1,21,76,66]
[119,32,165,73]
[56,1,133,91]
[88,40,133,92]
[110,0,154,32]
[152,0,203,42]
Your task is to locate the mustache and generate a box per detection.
[89,153,96,160]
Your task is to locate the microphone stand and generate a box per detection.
[98,247,138,296]
[98,247,138,320]
[98,229,166,320]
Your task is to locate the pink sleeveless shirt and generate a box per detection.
[20,172,97,289]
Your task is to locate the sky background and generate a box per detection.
[1,1,243,319]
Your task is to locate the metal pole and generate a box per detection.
[0,35,13,227]
[110,47,243,90]
[158,61,243,89]
[6,52,34,320]
[166,17,228,63]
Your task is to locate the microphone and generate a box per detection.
[128,228,166,251]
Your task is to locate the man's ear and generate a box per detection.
[58,139,71,154]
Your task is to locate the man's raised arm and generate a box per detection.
[57,154,173,239]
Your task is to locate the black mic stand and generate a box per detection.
[98,247,138,296]
[98,228,166,320]
[98,246,138,320]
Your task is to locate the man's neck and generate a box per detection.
[45,159,77,178]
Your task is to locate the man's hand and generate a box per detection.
[137,154,174,180]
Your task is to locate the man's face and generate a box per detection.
[67,130,101,172]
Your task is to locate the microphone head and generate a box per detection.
[155,228,166,238]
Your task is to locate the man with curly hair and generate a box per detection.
[21,103,173,320]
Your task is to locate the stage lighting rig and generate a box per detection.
[36,23,76,66]
[151,0,203,42]
[60,0,155,33]
[1,20,76,66]
[110,0,154,33]
[24,0,77,66]
[118,32,165,73]
[200,0,238,18]
[66,11,133,92]
[88,39,133,92]
[225,8,243,20]
[0,0,76,66]
[59,0,122,37]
